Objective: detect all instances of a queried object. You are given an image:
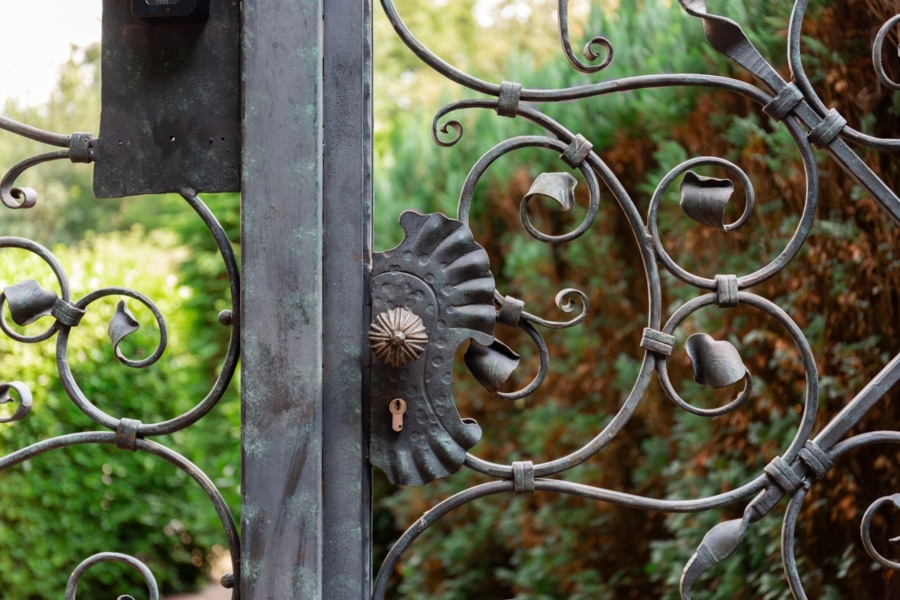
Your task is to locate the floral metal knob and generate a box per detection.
[369,307,428,367]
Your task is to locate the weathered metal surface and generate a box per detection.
[370,211,495,486]
[94,0,240,198]
[240,0,326,596]
[321,0,373,591]
[131,0,210,22]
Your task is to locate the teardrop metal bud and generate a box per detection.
[464,339,520,393]
[680,516,748,600]
[685,333,747,389]
[3,280,58,326]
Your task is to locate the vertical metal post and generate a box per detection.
[241,0,371,596]
[322,0,373,595]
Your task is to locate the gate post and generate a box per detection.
[241,0,372,597]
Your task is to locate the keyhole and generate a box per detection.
[389,398,407,432]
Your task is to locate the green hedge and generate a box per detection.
[0,228,238,598]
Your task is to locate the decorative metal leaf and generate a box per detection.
[370,211,495,486]
[523,172,577,212]
[679,171,735,231]
[108,300,140,363]
[680,517,747,600]
[4,280,58,326]
[685,333,748,389]
[0,381,33,423]
[464,339,520,393]
[677,0,782,90]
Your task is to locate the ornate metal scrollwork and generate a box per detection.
[372,0,900,597]
[0,155,242,596]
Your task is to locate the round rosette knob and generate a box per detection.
[369,307,428,367]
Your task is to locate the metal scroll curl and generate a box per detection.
[369,210,496,486]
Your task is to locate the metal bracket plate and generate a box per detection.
[93,0,241,198]
[369,211,497,486]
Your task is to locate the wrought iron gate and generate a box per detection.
[2,0,900,598]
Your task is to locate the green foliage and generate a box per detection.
[0,229,236,598]
[374,0,900,598]
[0,0,895,598]
[0,44,240,598]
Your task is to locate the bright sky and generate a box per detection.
[0,2,102,105]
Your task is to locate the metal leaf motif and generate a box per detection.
[680,517,748,599]
[679,171,735,231]
[108,300,140,364]
[0,381,33,423]
[4,280,58,326]
[523,172,577,212]
[464,339,520,393]
[685,333,748,389]
[677,0,782,90]
[370,211,495,486]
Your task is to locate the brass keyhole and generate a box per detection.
[389,398,407,432]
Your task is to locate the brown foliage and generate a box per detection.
[384,1,900,597]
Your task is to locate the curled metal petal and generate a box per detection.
[3,279,58,326]
[557,0,613,74]
[680,516,748,600]
[860,494,900,571]
[0,382,33,423]
[679,171,736,231]
[108,300,141,364]
[490,320,549,401]
[64,552,159,600]
[647,156,763,289]
[0,238,71,343]
[103,297,168,369]
[523,172,577,212]
[685,333,748,389]
[454,129,601,243]
[464,339,520,393]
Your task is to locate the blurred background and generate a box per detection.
[1,0,900,598]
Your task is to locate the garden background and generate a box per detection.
[1,0,899,598]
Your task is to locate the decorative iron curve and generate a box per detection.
[373,0,900,598]
[0,115,242,599]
